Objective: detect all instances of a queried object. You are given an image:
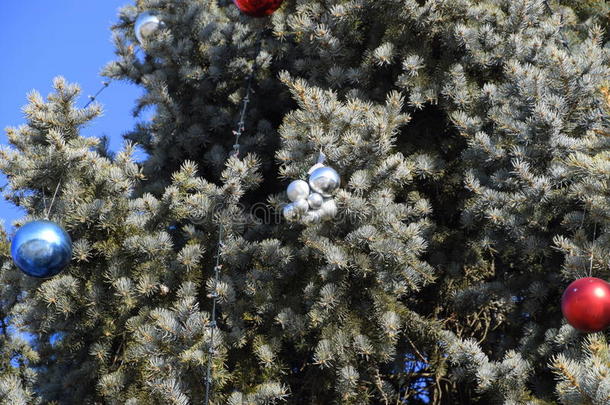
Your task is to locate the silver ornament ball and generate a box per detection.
[11,220,72,278]
[282,203,297,221]
[320,198,338,220]
[135,11,161,45]
[308,166,340,197]
[302,210,322,225]
[293,199,309,214]
[307,193,324,209]
[287,180,310,202]
[307,163,325,175]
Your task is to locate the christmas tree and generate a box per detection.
[1,0,610,403]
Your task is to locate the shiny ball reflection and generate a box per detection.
[303,210,322,225]
[307,193,324,210]
[287,180,310,202]
[561,277,610,333]
[135,11,161,45]
[293,199,309,214]
[11,220,72,278]
[282,203,297,221]
[320,198,338,220]
[308,166,340,197]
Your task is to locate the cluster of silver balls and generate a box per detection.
[134,12,341,225]
[283,164,341,224]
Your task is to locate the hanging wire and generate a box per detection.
[84,81,112,108]
[204,34,264,405]
[317,149,326,165]
[577,207,594,277]
[307,150,327,175]
[230,38,264,158]
[83,47,143,108]
[589,222,597,277]
[41,180,62,220]
[204,224,223,405]
[45,181,62,220]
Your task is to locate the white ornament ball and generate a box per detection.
[282,203,297,221]
[293,199,309,214]
[135,11,161,45]
[307,193,324,210]
[287,180,310,202]
[320,198,338,220]
[309,166,340,197]
[302,210,322,225]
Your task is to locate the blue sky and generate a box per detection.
[0,1,142,232]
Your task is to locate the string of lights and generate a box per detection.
[84,80,112,108]
[83,47,143,108]
[203,34,264,405]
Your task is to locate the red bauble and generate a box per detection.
[233,0,284,17]
[561,277,610,332]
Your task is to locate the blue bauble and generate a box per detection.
[11,220,72,278]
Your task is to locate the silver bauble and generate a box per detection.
[307,193,324,209]
[302,210,322,225]
[308,166,340,197]
[286,180,310,202]
[320,198,338,220]
[287,180,310,202]
[307,163,325,175]
[135,11,161,45]
[293,199,309,214]
[282,203,297,221]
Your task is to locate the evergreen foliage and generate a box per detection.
[1,0,610,403]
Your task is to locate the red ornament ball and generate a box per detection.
[233,0,284,17]
[561,277,610,333]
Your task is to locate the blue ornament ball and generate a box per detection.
[11,220,72,278]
